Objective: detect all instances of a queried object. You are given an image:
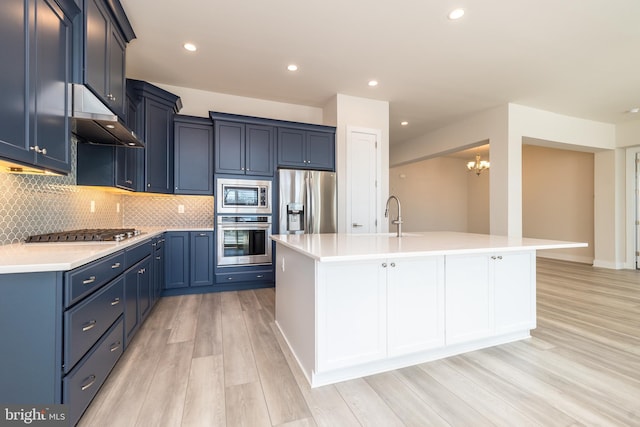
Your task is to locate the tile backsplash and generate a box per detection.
[0,140,213,246]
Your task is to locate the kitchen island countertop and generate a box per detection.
[271,231,587,262]
[0,227,213,274]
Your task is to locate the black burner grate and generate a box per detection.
[25,228,137,243]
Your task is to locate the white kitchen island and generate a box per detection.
[271,231,587,387]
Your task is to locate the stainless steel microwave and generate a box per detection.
[216,178,271,214]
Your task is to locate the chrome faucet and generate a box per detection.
[384,195,403,237]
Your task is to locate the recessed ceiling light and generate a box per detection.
[628,107,640,113]
[183,43,197,52]
[287,64,298,71]
[368,80,378,87]
[401,121,409,126]
[448,8,465,20]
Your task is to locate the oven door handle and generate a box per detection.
[218,224,271,230]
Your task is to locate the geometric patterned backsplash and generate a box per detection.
[0,139,213,246]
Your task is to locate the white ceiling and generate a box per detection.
[120,0,640,146]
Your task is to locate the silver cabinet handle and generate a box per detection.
[110,298,120,306]
[125,180,133,184]
[82,276,96,285]
[390,262,396,267]
[227,277,234,280]
[256,275,264,278]
[199,233,207,236]
[352,223,364,228]
[381,263,387,268]
[82,320,97,332]
[138,268,146,274]
[109,341,122,352]
[81,375,96,391]
[111,262,121,269]
[156,256,161,260]
[490,255,504,260]
[29,145,47,155]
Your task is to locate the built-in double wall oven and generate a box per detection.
[215,178,273,267]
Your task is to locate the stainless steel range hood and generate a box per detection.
[71,84,144,148]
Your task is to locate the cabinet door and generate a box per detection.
[85,0,109,99]
[138,257,152,320]
[152,238,165,302]
[215,121,245,174]
[317,260,387,371]
[144,98,174,193]
[124,266,139,344]
[445,254,492,345]
[387,257,445,356]
[245,124,274,176]
[164,232,189,288]
[306,131,335,170]
[0,0,30,164]
[277,128,306,167]
[108,26,126,117]
[174,118,213,195]
[493,252,535,334]
[190,232,214,286]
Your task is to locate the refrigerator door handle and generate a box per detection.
[306,173,313,233]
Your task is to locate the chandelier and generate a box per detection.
[466,154,490,176]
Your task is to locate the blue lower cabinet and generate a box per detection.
[163,231,214,291]
[124,256,151,346]
[190,232,214,286]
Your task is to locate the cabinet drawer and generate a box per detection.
[64,276,124,373]
[216,270,274,284]
[65,251,125,307]
[63,316,124,426]
[125,239,152,269]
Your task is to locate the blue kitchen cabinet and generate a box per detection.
[128,79,182,194]
[214,120,274,176]
[0,0,77,174]
[152,234,165,304]
[163,231,214,291]
[115,83,144,191]
[165,232,190,289]
[277,127,335,171]
[190,231,215,286]
[174,115,214,195]
[83,0,134,118]
[124,239,153,345]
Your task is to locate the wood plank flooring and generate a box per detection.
[78,259,640,426]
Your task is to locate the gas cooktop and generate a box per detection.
[25,228,141,243]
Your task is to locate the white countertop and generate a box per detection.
[271,231,588,262]
[0,227,213,274]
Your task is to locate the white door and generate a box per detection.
[347,128,380,234]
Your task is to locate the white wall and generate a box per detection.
[522,145,594,263]
[151,82,324,124]
[389,157,469,232]
[325,94,389,233]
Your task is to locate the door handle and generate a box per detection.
[352,223,364,228]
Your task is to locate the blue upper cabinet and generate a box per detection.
[277,127,335,171]
[0,0,78,174]
[174,115,214,195]
[83,0,134,118]
[214,120,274,176]
[127,79,182,194]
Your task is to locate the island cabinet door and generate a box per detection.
[387,256,445,356]
[445,254,492,345]
[492,251,535,334]
[317,260,387,372]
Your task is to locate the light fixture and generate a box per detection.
[368,80,378,87]
[287,64,298,71]
[183,43,197,52]
[628,107,640,114]
[448,8,465,20]
[401,121,408,126]
[467,154,490,176]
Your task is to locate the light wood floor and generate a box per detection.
[79,258,640,426]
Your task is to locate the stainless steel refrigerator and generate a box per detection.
[278,169,337,234]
